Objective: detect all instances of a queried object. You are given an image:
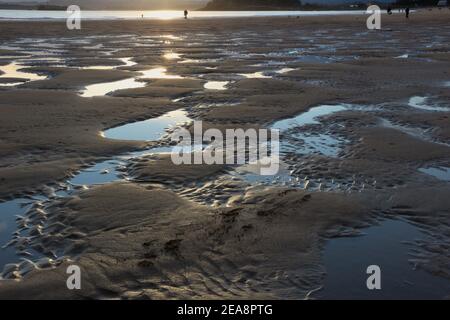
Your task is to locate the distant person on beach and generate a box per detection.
[405,7,410,19]
[387,6,392,15]
[184,10,188,19]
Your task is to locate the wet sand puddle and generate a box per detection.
[0,61,48,86]
[319,218,450,299]
[163,52,182,60]
[80,66,183,97]
[204,81,230,90]
[80,77,143,97]
[238,72,271,79]
[419,166,450,182]
[275,67,296,74]
[178,58,219,64]
[395,53,410,59]
[0,109,193,279]
[103,109,192,141]
[274,105,348,156]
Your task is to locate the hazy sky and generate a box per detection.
[0,0,394,9]
[0,0,205,9]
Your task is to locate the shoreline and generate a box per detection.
[0,9,395,22]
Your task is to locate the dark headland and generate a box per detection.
[201,0,304,11]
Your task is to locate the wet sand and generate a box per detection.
[0,10,449,299]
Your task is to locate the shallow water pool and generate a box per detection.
[81,67,182,97]
[419,166,450,182]
[103,109,192,141]
[320,219,450,299]
[204,81,229,90]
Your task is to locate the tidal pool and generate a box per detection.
[320,219,450,299]
[139,67,182,79]
[419,166,450,182]
[272,104,348,130]
[238,72,271,79]
[0,62,47,85]
[80,67,182,97]
[163,52,182,60]
[0,199,32,270]
[81,77,146,97]
[103,109,192,141]
[204,81,229,90]
[276,67,296,74]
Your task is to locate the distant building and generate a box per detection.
[437,0,448,6]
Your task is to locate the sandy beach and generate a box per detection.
[0,10,449,299]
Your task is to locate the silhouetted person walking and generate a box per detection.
[387,6,392,15]
[184,10,188,19]
[405,7,410,19]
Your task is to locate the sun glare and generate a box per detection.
[142,10,184,20]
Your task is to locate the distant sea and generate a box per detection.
[0,9,368,21]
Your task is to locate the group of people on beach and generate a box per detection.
[150,7,414,21]
[140,7,416,21]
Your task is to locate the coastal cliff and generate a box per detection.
[201,0,303,11]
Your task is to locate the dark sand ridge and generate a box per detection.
[111,78,205,99]
[0,11,449,298]
[127,153,228,185]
